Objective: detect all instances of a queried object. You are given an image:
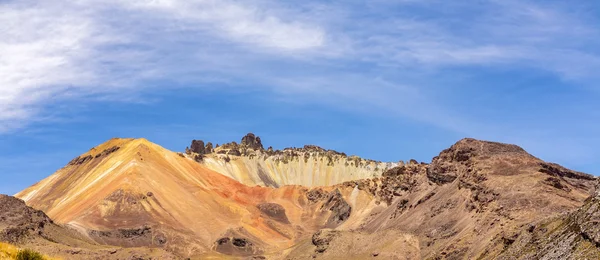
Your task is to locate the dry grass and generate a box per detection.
[0,242,19,259]
[0,243,60,260]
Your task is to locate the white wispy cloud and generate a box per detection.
[0,0,328,132]
[1,0,600,142]
[340,0,600,75]
[1,3,95,130]
[114,0,326,50]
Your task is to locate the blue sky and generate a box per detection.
[1,0,600,195]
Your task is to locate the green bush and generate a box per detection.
[16,248,44,260]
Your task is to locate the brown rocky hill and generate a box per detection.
[12,136,598,259]
[287,138,597,259]
[0,194,177,259]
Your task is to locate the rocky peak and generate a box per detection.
[187,134,360,160]
[451,138,529,158]
[426,138,533,185]
[302,145,326,152]
[190,140,206,154]
[205,142,213,153]
[241,133,263,150]
[188,140,214,155]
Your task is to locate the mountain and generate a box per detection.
[325,138,596,259]
[15,137,379,258]
[10,134,598,259]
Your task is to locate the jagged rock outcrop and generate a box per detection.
[214,236,259,256]
[257,203,289,224]
[190,139,206,154]
[241,133,264,150]
[189,140,214,155]
[306,189,328,203]
[320,189,352,227]
[311,229,338,253]
[185,133,395,187]
[539,162,595,190]
[205,142,213,154]
[68,144,122,166]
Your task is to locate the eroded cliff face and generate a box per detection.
[186,133,398,188]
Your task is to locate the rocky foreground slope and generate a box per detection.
[498,181,600,259]
[9,134,599,259]
[0,194,177,259]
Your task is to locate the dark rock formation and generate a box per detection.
[205,142,213,154]
[214,236,258,256]
[68,146,120,166]
[95,146,120,158]
[88,225,170,248]
[377,164,428,205]
[307,189,327,203]
[241,133,264,150]
[543,177,572,192]
[217,237,230,245]
[303,145,326,152]
[312,229,339,253]
[256,165,279,188]
[190,140,206,154]
[539,162,595,190]
[257,203,289,223]
[89,226,151,239]
[321,189,352,227]
[232,238,250,247]
[227,149,241,156]
[68,155,93,166]
[189,140,216,155]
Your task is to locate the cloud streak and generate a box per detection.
[2,0,600,168]
[0,0,330,132]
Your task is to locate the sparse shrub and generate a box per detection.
[16,248,44,260]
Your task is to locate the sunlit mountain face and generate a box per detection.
[8,134,597,259]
